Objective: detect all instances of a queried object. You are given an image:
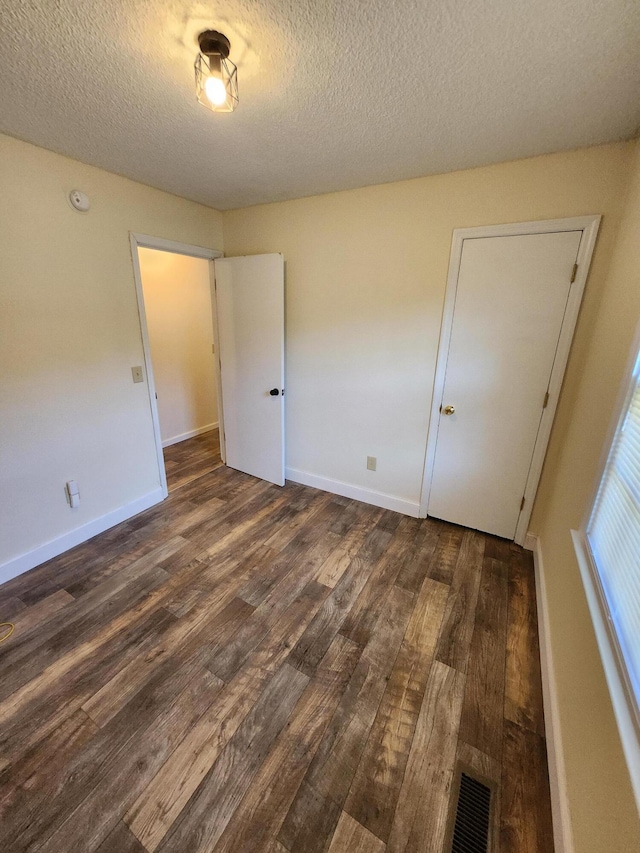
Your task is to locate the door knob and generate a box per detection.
[442,405,455,415]
[269,388,280,396]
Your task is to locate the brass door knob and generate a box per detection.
[442,405,455,415]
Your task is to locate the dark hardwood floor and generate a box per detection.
[164,429,222,492]
[0,431,554,853]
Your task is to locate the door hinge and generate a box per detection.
[520,496,526,511]
[570,262,578,283]
[543,391,550,409]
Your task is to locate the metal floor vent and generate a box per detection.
[449,772,492,853]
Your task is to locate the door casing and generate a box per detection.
[418,215,601,545]
[130,233,223,499]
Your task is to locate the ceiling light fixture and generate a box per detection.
[195,30,239,113]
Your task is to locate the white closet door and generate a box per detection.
[428,231,582,538]
[214,254,285,486]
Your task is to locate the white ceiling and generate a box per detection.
[1,0,639,209]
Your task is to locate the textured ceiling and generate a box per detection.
[1,0,639,209]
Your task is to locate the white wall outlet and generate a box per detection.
[131,366,144,383]
[65,480,80,508]
[367,455,377,471]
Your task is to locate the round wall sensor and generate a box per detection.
[68,189,90,212]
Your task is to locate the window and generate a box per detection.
[587,345,640,715]
[573,331,640,807]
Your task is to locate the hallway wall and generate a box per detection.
[138,249,218,447]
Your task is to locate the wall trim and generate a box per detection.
[285,468,420,517]
[530,533,575,853]
[161,422,219,448]
[0,487,165,586]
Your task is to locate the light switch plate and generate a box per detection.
[367,456,377,471]
[131,366,144,383]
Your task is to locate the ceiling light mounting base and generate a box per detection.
[198,31,231,59]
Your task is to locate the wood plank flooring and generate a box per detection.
[0,431,554,853]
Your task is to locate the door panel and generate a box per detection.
[214,254,285,486]
[428,231,582,538]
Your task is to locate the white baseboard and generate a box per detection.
[285,467,420,517]
[530,534,575,853]
[0,488,165,586]
[162,422,218,448]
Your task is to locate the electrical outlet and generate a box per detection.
[367,456,377,471]
[131,366,144,384]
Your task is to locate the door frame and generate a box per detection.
[130,233,223,498]
[418,215,601,545]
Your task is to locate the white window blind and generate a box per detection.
[587,348,640,714]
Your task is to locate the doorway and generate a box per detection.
[131,236,286,498]
[138,247,221,491]
[420,216,600,545]
[130,234,223,496]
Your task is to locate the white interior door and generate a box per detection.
[428,230,582,539]
[214,254,285,486]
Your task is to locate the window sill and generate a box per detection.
[572,529,640,811]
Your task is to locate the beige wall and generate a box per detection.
[0,134,223,577]
[222,141,639,851]
[223,143,632,513]
[138,249,218,446]
[535,141,640,852]
[1,128,638,848]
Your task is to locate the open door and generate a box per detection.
[214,254,285,486]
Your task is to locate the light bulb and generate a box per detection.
[205,74,227,107]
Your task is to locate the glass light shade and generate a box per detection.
[195,52,238,113]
